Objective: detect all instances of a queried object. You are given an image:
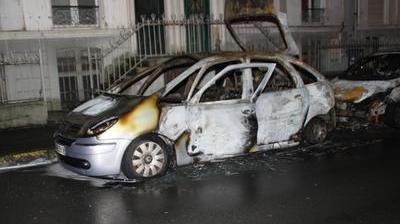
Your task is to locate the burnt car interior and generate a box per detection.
[264,66,296,92]
[200,68,244,102]
[192,61,242,101]
[344,53,400,80]
[291,63,318,85]
[251,59,296,92]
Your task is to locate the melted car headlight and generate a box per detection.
[87,117,118,136]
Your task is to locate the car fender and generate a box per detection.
[388,86,400,103]
[303,81,335,126]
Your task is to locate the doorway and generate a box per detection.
[135,0,165,55]
[184,0,211,52]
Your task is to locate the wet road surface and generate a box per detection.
[1,128,400,224]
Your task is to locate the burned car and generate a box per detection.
[332,50,400,127]
[54,53,335,179]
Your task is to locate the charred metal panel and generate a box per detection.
[99,95,160,140]
[225,0,275,20]
[158,105,188,141]
[389,86,400,102]
[256,88,307,144]
[187,101,256,159]
[305,81,335,124]
[333,78,400,103]
[173,132,194,166]
[224,0,299,57]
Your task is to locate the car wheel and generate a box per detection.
[304,117,328,145]
[385,102,400,128]
[122,135,170,179]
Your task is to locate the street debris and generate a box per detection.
[0,149,57,172]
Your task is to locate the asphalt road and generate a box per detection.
[0,128,400,224]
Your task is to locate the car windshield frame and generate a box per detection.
[107,55,199,95]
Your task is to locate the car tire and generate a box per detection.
[304,117,328,145]
[385,102,400,128]
[122,135,170,179]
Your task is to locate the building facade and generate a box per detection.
[0,0,400,128]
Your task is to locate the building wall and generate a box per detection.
[0,0,132,31]
[0,0,25,31]
[358,0,400,27]
[101,0,132,29]
[21,0,53,30]
[0,101,48,129]
[1,0,400,115]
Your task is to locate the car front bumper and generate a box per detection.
[55,136,131,177]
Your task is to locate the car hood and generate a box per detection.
[59,94,146,138]
[332,78,400,103]
[224,0,299,57]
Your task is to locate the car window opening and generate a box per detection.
[200,68,244,103]
[291,63,318,85]
[263,66,296,92]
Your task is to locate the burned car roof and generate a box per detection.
[108,55,200,93]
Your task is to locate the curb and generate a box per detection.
[0,149,58,172]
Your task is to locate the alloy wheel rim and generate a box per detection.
[132,142,165,177]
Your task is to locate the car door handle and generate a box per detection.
[242,109,254,115]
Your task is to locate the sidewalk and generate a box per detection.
[0,125,59,170]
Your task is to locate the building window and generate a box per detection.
[57,48,101,110]
[52,0,99,26]
[302,0,325,24]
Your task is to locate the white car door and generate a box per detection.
[186,63,276,160]
[255,64,307,145]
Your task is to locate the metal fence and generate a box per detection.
[2,15,400,109]
[0,64,5,103]
[302,37,400,75]
[98,15,228,88]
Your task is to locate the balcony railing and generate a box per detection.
[52,5,99,27]
[302,8,325,25]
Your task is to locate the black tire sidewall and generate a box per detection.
[304,117,328,145]
[385,102,400,128]
[122,134,170,179]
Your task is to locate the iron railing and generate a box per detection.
[302,37,400,75]
[3,15,400,108]
[52,5,99,26]
[98,15,228,92]
[0,65,5,103]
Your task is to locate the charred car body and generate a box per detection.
[55,53,335,179]
[54,2,334,179]
[332,50,400,127]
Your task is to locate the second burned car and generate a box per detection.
[333,50,400,127]
[55,53,335,179]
